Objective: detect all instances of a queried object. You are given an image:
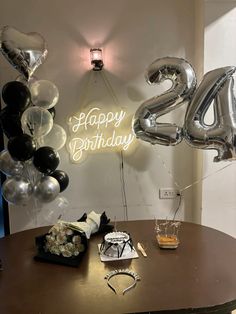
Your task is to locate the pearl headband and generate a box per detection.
[104,269,141,295]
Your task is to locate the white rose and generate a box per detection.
[72,235,81,244]
[66,228,73,236]
[73,250,80,256]
[62,249,73,257]
[65,243,75,252]
[77,244,85,252]
[49,245,60,255]
[56,233,67,244]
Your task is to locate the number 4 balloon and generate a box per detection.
[184,66,236,162]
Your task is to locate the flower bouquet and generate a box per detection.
[35,222,87,267]
[35,211,113,266]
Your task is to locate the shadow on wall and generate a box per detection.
[205,1,236,27]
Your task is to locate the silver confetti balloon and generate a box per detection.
[133,57,197,146]
[34,176,60,203]
[184,66,236,162]
[21,106,53,138]
[0,150,24,176]
[0,26,48,79]
[2,177,33,205]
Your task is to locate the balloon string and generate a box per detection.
[78,69,129,219]
[119,150,128,221]
[78,71,93,110]
[151,145,233,193]
[151,146,181,190]
[179,163,232,193]
[100,71,120,106]
[79,69,120,110]
[100,73,129,219]
[100,71,129,219]
[172,193,182,220]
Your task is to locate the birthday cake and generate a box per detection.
[100,231,134,258]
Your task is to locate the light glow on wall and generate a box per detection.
[67,106,135,163]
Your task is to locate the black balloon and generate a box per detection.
[33,146,60,174]
[8,134,36,161]
[2,81,31,113]
[0,107,23,138]
[48,107,56,119]
[50,170,69,192]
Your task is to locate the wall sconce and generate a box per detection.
[90,48,104,71]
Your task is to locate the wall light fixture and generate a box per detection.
[90,48,104,71]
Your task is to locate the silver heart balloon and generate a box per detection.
[0,26,48,79]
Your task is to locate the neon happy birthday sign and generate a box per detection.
[67,107,135,162]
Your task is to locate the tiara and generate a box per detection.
[104,268,141,295]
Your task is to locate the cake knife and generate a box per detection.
[137,242,147,257]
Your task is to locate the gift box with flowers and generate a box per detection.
[35,211,113,266]
[35,222,87,266]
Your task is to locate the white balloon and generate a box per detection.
[42,196,69,223]
[0,150,24,176]
[30,80,59,109]
[38,124,67,151]
[21,106,53,138]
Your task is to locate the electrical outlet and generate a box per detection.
[159,188,179,199]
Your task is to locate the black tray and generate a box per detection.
[34,231,87,267]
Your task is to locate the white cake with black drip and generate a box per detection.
[100,231,134,258]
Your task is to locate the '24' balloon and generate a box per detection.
[133,57,236,162]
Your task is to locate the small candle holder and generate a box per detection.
[155,219,181,249]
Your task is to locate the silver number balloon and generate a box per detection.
[0,26,48,79]
[133,57,197,145]
[184,66,236,162]
[34,176,60,203]
[2,177,33,205]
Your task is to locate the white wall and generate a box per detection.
[202,0,236,237]
[0,0,201,233]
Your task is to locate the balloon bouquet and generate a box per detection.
[0,26,69,206]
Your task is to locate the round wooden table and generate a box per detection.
[0,220,236,314]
